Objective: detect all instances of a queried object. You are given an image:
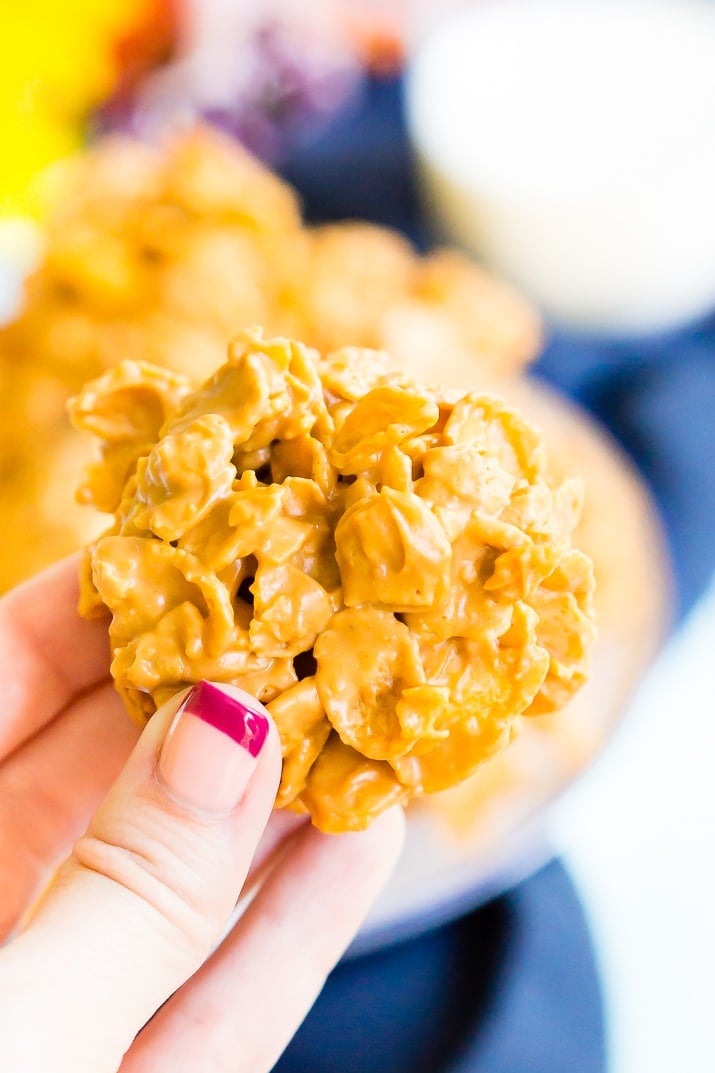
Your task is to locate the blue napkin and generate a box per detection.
[275,860,604,1073]
[536,324,715,619]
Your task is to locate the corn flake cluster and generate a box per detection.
[73,328,596,832]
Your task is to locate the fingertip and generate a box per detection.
[197,683,284,802]
[145,680,282,779]
[150,681,279,819]
[193,682,282,763]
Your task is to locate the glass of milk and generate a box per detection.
[406,0,715,334]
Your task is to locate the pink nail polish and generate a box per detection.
[158,682,269,814]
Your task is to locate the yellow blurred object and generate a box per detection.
[0,1,169,216]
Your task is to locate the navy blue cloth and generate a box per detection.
[535,323,715,618]
[274,73,715,1072]
[275,861,605,1073]
[280,76,426,246]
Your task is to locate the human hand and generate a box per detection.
[0,557,405,1073]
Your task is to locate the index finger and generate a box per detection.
[122,808,405,1073]
[0,554,114,760]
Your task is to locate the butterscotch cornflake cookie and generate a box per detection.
[71,327,595,833]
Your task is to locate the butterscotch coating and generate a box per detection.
[72,328,595,833]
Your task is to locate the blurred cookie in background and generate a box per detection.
[0,125,540,590]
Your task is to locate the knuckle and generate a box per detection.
[71,819,218,962]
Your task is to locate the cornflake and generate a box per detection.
[71,327,596,832]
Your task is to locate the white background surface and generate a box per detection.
[552,574,715,1071]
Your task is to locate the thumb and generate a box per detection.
[0,681,282,1073]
